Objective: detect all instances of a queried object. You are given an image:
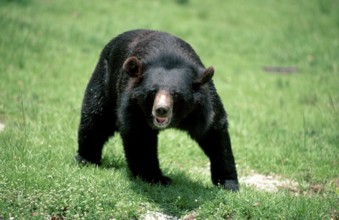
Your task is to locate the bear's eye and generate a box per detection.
[172,91,180,99]
[148,89,157,99]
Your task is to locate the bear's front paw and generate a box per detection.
[157,175,172,186]
[224,180,239,191]
[75,154,100,166]
[75,154,89,164]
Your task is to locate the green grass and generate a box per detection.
[0,0,338,219]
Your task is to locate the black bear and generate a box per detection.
[76,29,239,191]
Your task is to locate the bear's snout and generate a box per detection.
[152,90,173,129]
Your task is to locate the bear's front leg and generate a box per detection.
[120,124,171,185]
[196,127,239,191]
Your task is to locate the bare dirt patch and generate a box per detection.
[240,171,299,193]
[141,211,178,220]
[0,122,5,132]
[141,211,197,220]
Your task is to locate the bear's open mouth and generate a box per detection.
[153,116,171,128]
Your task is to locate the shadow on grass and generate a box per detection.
[99,156,226,217]
[129,172,220,217]
[101,155,126,169]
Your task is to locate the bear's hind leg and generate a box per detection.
[76,75,116,165]
[77,110,115,165]
[76,57,117,165]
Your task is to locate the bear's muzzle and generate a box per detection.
[152,90,173,129]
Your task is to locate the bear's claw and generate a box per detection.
[75,154,91,165]
[75,154,101,165]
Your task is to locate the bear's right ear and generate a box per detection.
[123,56,143,78]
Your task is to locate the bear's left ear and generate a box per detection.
[123,56,143,78]
[193,66,214,89]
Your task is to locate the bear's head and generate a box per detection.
[123,56,214,130]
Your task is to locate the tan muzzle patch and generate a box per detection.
[152,90,173,129]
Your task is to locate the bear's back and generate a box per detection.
[120,30,204,67]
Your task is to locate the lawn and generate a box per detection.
[0,0,338,219]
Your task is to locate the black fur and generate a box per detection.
[76,29,239,191]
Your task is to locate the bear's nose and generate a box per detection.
[155,106,170,117]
